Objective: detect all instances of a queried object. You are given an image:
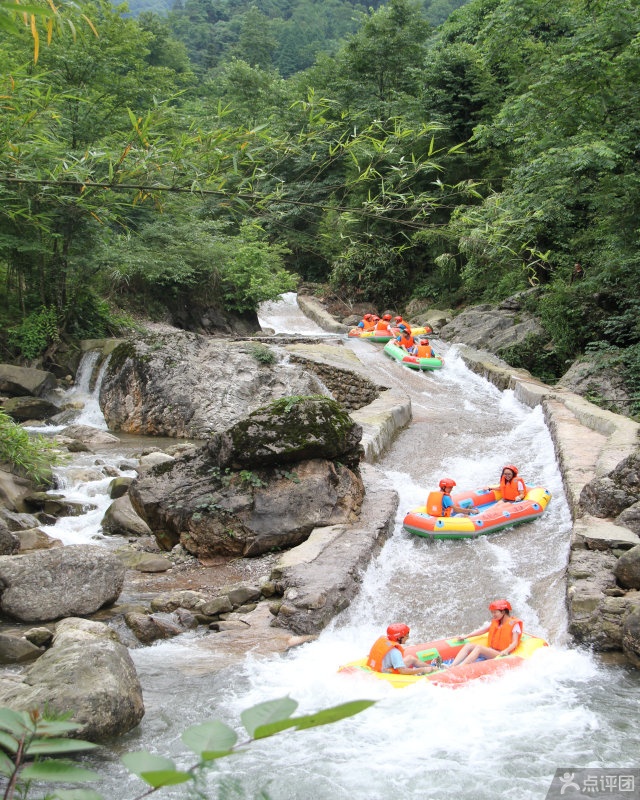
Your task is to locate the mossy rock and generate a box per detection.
[206,395,363,469]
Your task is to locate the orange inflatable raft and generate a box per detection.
[348,325,431,342]
[338,632,548,688]
[403,485,552,540]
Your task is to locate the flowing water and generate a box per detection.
[25,300,639,799]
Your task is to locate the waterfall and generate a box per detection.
[67,349,110,429]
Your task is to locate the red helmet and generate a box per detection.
[489,599,512,612]
[420,338,429,344]
[383,314,392,321]
[439,478,456,490]
[502,464,518,476]
[387,623,410,641]
[364,314,372,320]
[372,315,380,321]
[394,316,403,322]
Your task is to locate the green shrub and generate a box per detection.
[497,334,566,385]
[7,306,60,361]
[0,408,58,484]
[249,343,276,364]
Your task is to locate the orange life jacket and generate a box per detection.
[367,637,405,672]
[398,333,415,349]
[487,616,523,651]
[500,475,526,501]
[426,490,452,518]
[362,318,376,331]
[374,321,391,333]
[416,344,435,358]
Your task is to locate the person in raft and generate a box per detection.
[395,324,415,351]
[357,313,376,331]
[373,313,393,333]
[426,478,478,517]
[367,623,439,675]
[409,337,436,358]
[448,599,522,667]
[488,464,526,502]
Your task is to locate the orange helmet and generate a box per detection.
[489,599,512,612]
[439,478,456,490]
[502,464,518,476]
[387,623,410,641]
[383,314,392,321]
[394,316,403,322]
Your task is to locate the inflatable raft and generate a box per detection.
[403,485,552,540]
[383,339,444,371]
[338,632,548,688]
[348,325,431,342]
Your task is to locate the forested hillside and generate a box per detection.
[123,0,468,75]
[1,0,639,415]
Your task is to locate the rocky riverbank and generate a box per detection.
[0,294,638,741]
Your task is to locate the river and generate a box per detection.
[27,294,639,799]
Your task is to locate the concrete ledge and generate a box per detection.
[270,464,399,634]
[350,389,412,463]
[296,294,349,334]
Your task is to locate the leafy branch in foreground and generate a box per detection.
[0,697,375,800]
[0,707,100,800]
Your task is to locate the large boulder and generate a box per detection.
[2,396,60,422]
[0,365,57,397]
[438,303,546,352]
[99,333,324,438]
[0,545,125,622]
[101,495,153,537]
[207,395,363,470]
[614,545,640,590]
[622,605,640,668]
[0,469,34,514]
[580,451,640,519]
[0,618,144,741]
[129,396,365,558]
[0,520,19,555]
[557,354,634,418]
[59,424,120,447]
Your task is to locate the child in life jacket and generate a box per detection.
[395,325,415,351]
[426,478,478,517]
[488,465,526,502]
[367,623,439,675]
[410,337,436,358]
[447,599,523,667]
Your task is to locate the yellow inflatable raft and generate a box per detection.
[338,632,548,688]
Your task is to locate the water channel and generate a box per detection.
[28,294,639,799]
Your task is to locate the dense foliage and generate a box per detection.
[1,0,639,414]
